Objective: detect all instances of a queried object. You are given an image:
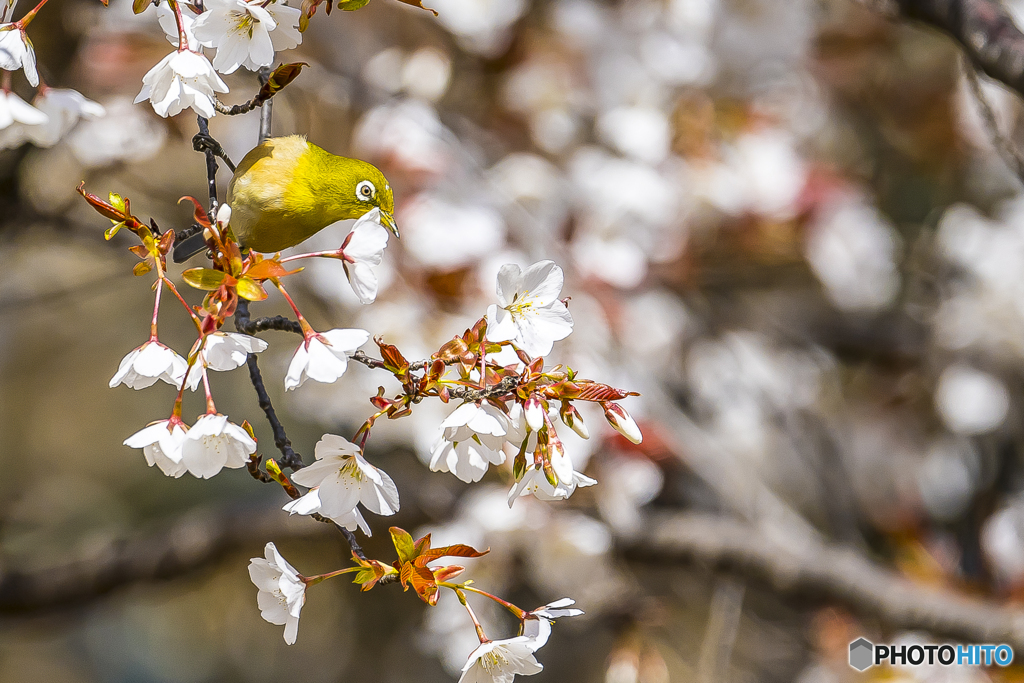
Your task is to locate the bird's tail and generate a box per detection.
[172,233,209,263]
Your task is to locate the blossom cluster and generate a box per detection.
[83,159,640,679]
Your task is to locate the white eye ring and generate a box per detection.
[356,180,375,201]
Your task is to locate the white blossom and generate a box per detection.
[186,331,268,389]
[508,464,596,507]
[135,50,228,119]
[486,260,573,358]
[430,402,510,483]
[283,487,372,536]
[0,90,47,150]
[110,340,188,390]
[0,24,36,86]
[123,419,189,478]
[181,413,256,479]
[342,207,390,305]
[523,598,584,650]
[192,0,301,74]
[248,542,306,645]
[284,328,369,390]
[458,636,543,683]
[290,434,400,517]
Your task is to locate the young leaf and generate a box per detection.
[390,527,417,565]
[182,268,229,290]
[235,276,269,301]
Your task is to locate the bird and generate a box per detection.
[173,135,397,263]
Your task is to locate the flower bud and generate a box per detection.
[524,395,545,432]
[603,403,642,444]
[216,203,232,228]
[560,403,589,440]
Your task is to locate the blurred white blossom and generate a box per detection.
[934,364,1009,435]
[805,195,901,311]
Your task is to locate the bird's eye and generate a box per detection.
[356,180,375,201]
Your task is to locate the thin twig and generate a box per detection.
[962,55,1024,184]
[697,579,745,683]
[258,66,273,144]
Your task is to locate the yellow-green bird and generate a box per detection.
[173,135,397,263]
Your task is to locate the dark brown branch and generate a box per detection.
[626,513,1024,651]
[883,0,1024,99]
[449,376,519,401]
[196,115,219,214]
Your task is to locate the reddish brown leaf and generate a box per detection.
[178,196,212,228]
[244,258,299,281]
[414,543,488,567]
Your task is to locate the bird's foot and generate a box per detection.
[192,132,237,172]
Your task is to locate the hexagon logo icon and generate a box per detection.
[849,638,874,671]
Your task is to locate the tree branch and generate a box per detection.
[0,507,324,615]
[626,513,1024,651]
[879,0,1024,99]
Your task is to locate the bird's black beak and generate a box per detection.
[380,210,400,238]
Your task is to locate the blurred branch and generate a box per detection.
[627,513,1024,651]
[961,54,1024,184]
[874,0,1024,99]
[697,578,745,683]
[0,507,324,615]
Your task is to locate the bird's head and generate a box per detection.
[347,161,398,237]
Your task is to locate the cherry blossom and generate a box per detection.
[135,50,228,119]
[430,402,510,483]
[0,90,47,149]
[508,464,596,507]
[284,328,369,390]
[341,207,390,304]
[290,434,400,517]
[0,23,37,86]
[248,542,306,645]
[180,413,257,479]
[283,487,372,536]
[458,636,543,683]
[110,340,188,390]
[185,331,268,390]
[123,418,189,478]
[19,88,105,148]
[522,598,584,650]
[192,0,301,74]
[486,260,573,358]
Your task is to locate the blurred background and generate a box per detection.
[6,0,1024,680]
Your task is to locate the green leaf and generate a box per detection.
[235,276,269,301]
[182,268,228,291]
[132,0,150,13]
[390,527,417,565]
[105,221,125,240]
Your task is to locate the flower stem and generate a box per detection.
[443,583,526,620]
[273,279,315,338]
[16,0,50,28]
[167,0,190,52]
[455,590,489,643]
[150,278,164,341]
[162,277,203,332]
[279,250,343,264]
[201,360,216,414]
[301,567,361,586]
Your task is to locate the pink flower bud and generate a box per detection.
[603,403,642,444]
